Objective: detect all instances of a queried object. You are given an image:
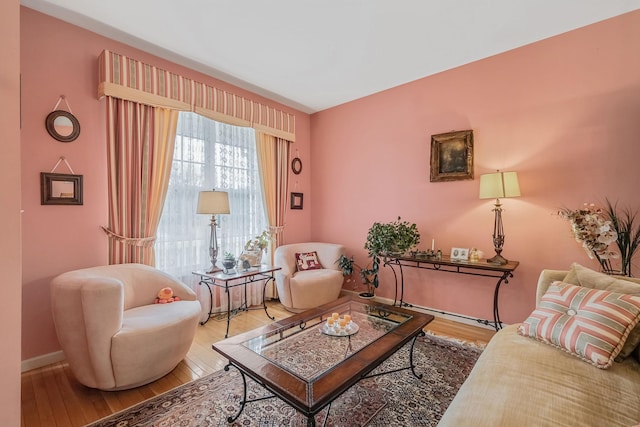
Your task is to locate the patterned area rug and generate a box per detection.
[88,334,483,427]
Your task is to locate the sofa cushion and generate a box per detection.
[518,281,640,369]
[564,263,640,360]
[295,251,323,271]
[439,324,640,427]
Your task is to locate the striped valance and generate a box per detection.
[98,50,296,141]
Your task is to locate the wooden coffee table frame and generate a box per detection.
[213,295,434,426]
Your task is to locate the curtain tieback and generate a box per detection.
[268,225,285,235]
[101,226,156,247]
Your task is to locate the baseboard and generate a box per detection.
[22,350,65,373]
[22,295,495,372]
[341,289,500,330]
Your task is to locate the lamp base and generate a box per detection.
[487,253,508,265]
[207,265,222,274]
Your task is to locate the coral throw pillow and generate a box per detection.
[563,262,640,361]
[518,281,640,369]
[295,251,323,271]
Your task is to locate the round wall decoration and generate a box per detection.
[291,157,302,175]
[45,110,81,143]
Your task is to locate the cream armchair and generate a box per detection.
[50,263,201,391]
[274,242,346,312]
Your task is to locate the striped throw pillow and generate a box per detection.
[518,281,640,369]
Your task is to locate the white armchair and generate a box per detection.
[274,242,346,312]
[50,263,201,391]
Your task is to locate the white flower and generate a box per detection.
[559,205,618,260]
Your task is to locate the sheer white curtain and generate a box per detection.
[156,112,268,314]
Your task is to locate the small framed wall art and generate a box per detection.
[290,192,304,210]
[40,172,83,205]
[291,157,302,175]
[430,130,474,182]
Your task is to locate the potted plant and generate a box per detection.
[603,199,640,276]
[337,255,377,298]
[364,217,420,295]
[242,230,271,266]
[222,251,237,274]
[338,217,420,298]
[244,230,270,252]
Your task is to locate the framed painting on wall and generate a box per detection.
[290,192,303,210]
[40,172,83,205]
[430,130,474,182]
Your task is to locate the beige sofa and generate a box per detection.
[274,242,345,312]
[51,263,201,391]
[439,267,640,427]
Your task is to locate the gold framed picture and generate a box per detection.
[430,130,474,182]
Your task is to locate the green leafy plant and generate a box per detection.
[604,199,640,277]
[337,254,376,296]
[244,230,271,252]
[337,255,356,277]
[336,218,420,297]
[363,217,420,291]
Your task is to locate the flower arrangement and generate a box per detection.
[244,230,271,252]
[559,204,618,264]
[559,201,640,276]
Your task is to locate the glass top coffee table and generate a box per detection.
[213,295,434,426]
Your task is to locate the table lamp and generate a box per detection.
[479,171,520,265]
[197,190,230,273]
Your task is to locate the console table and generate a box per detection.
[383,255,519,330]
[193,265,280,337]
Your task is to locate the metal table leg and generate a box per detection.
[263,276,275,320]
[225,284,231,338]
[198,279,214,326]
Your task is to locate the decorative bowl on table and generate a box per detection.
[320,315,359,336]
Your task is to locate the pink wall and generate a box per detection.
[1,0,22,423]
[310,10,640,325]
[19,6,640,364]
[20,7,312,361]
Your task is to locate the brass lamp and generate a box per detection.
[479,171,520,265]
[197,190,230,273]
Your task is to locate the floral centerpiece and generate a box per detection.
[241,230,271,266]
[244,230,271,252]
[559,201,640,276]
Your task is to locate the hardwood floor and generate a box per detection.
[20,300,495,427]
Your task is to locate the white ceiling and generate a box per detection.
[21,0,640,114]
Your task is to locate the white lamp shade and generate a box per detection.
[479,171,521,199]
[197,191,230,214]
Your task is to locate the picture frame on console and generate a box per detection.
[450,247,469,261]
[430,130,474,182]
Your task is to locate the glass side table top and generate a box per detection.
[240,299,412,382]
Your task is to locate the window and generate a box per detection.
[156,112,268,293]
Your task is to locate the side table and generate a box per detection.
[383,255,519,330]
[193,265,281,338]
